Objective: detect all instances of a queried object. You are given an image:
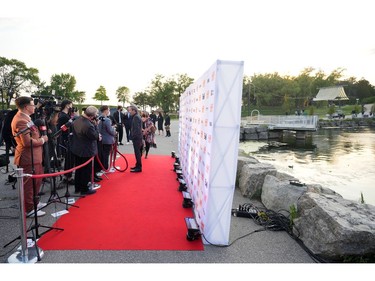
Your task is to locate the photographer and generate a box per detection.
[71,106,101,195]
[57,100,75,184]
[98,105,116,171]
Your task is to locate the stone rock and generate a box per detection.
[293,192,375,261]
[261,175,307,214]
[238,162,276,199]
[237,156,259,176]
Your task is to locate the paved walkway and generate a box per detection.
[0,119,314,265]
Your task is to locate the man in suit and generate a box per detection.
[113,105,125,145]
[124,106,132,144]
[11,96,49,217]
[129,105,143,173]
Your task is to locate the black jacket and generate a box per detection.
[71,116,99,157]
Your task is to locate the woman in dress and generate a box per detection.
[141,111,156,159]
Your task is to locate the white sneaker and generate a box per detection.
[96,171,104,177]
[126,142,130,145]
[37,202,47,209]
[88,182,101,190]
[109,167,116,173]
[26,210,46,217]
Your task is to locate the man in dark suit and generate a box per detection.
[129,105,143,173]
[71,106,101,195]
[124,106,132,144]
[11,96,49,217]
[112,105,125,145]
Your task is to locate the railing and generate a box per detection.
[245,115,319,131]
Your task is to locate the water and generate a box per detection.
[239,127,375,206]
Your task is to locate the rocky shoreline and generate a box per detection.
[236,154,375,262]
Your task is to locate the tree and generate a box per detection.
[93,85,109,105]
[172,73,194,110]
[148,74,176,112]
[116,86,130,107]
[0,57,40,109]
[132,91,149,110]
[50,73,86,103]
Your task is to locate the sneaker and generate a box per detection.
[88,182,101,190]
[126,142,130,145]
[26,210,46,217]
[109,167,116,173]
[37,202,47,209]
[80,189,96,195]
[96,171,104,177]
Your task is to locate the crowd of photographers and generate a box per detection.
[0,95,167,218]
[0,96,134,217]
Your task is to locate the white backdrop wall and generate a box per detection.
[178,60,244,244]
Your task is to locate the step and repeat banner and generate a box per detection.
[178,60,244,245]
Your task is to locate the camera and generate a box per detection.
[31,95,62,118]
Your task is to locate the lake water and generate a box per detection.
[239,127,375,206]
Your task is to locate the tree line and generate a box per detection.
[1,56,374,113]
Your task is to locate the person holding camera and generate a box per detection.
[98,105,116,171]
[57,100,75,184]
[11,96,48,217]
[71,106,101,195]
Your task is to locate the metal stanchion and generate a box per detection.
[7,168,44,263]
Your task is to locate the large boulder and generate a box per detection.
[238,162,276,199]
[293,192,375,261]
[261,175,308,214]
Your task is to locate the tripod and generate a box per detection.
[55,132,83,209]
[47,136,79,210]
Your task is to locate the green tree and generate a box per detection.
[116,86,130,107]
[0,56,40,109]
[93,85,109,105]
[132,91,149,110]
[149,74,176,112]
[173,73,194,108]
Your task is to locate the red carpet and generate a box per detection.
[38,154,203,251]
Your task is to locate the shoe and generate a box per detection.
[88,182,101,189]
[96,171,104,177]
[94,176,102,182]
[130,168,142,173]
[130,166,137,170]
[119,142,124,145]
[37,202,47,209]
[109,167,116,173]
[26,210,46,217]
[80,189,97,195]
[126,142,130,145]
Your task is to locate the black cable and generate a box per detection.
[203,228,266,248]
[233,203,330,263]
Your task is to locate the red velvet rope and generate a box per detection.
[29,156,95,179]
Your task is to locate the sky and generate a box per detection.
[1,0,374,105]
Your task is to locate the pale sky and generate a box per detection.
[1,0,374,105]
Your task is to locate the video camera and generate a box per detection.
[31,95,62,118]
